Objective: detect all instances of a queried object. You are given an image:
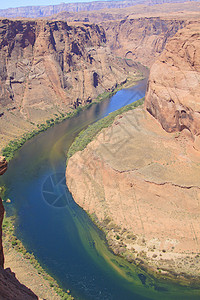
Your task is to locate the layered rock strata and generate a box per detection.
[0,18,139,150]
[0,0,197,19]
[66,107,200,280]
[145,22,200,141]
[103,17,187,66]
[66,22,200,281]
[49,1,200,24]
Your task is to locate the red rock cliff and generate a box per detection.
[0,157,39,299]
[145,21,200,143]
[66,21,200,280]
[0,19,135,119]
[103,17,187,66]
[0,18,139,151]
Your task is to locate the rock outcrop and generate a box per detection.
[0,267,38,299]
[66,21,200,281]
[0,156,7,177]
[0,18,140,151]
[49,1,200,24]
[145,21,200,142]
[0,19,133,115]
[66,107,200,280]
[103,17,187,66]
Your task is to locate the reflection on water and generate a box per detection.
[1,80,200,300]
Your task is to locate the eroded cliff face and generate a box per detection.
[0,0,197,19]
[67,108,200,279]
[49,1,200,24]
[103,17,187,66]
[66,22,200,280]
[0,1,144,18]
[145,21,200,144]
[0,19,129,115]
[0,18,139,150]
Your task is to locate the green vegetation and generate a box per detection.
[1,80,144,299]
[0,185,6,198]
[2,111,76,161]
[2,215,74,300]
[2,79,140,162]
[67,98,144,162]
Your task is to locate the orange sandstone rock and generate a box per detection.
[145,21,200,137]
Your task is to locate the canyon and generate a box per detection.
[0,0,198,19]
[66,21,200,282]
[0,18,140,151]
[49,1,200,67]
[0,14,197,152]
[103,18,186,67]
[0,2,199,152]
[50,1,200,24]
[0,0,200,298]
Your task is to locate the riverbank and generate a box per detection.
[66,106,200,288]
[2,215,74,300]
[88,212,200,287]
[66,97,144,163]
[1,75,143,161]
[0,77,144,300]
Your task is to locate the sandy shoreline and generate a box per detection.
[66,107,200,286]
[4,247,61,300]
[89,212,200,287]
[0,78,143,300]
[2,216,74,300]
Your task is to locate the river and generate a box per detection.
[0,79,199,300]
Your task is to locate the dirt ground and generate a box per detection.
[67,107,200,280]
[4,246,61,300]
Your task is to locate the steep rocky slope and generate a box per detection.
[0,18,139,151]
[0,157,38,299]
[145,21,200,140]
[66,22,200,281]
[103,17,187,66]
[49,2,200,67]
[0,267,38,299]
[50,1,200,27]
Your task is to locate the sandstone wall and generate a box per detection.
[0,19,133,121]
[66,21,200,278]
[49,1,200,24]
[145,21,200,142]
[0,18,139,150]
[103,17,187,66]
